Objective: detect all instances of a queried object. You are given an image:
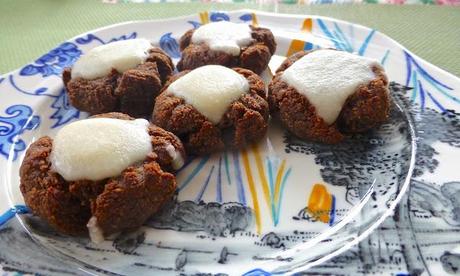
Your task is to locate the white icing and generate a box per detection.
[165,144,184,170]
[268,55,286,75]
[50,118,152,181]
[281,50,382,125]
[167,65,249,124]
[87,216,105,244]
[71,38,152,80]
[191,21,252,56]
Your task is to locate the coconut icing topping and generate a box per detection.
[50,118,152,181]
[191,21,252,56]
[71,38,152,80]
[167,65,250,124]
[281,50,382,124]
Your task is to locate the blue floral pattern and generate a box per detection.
[7,75,80,130]
[18,32,138,79]
[8,32,140,134]
[0,105,40,161]
[8,74,54,98]
[159,32,181,59]
[209,12,230,22]
[19,42,82,78]
[239,13,253,22]
[75,32,137,45]
[49,89,81,129]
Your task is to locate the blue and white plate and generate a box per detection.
[1,10,459,275]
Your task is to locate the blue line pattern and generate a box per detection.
[178,155,210,191]
[418,80,427,110]
[0,105,40,161]
[0,205,29,227]
[380,49,390,66]
[187,21,201,29]
[267,158,276,222]
[264,157,292,227]
[357,30,376,56]
[195,165,215,202]
[233,152,246,205]
[410,71,418,102]
[426,91,446,113]
[216,157,223,202]
[275,168,292,226]
[176,157,195,175]
[404,50,455,111]
[243,268,272,276]
[329,195,336,226]
[224,152,232,186]
[9,75,55,98]
[316,18,379,58]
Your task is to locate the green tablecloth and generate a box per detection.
[1,0,459,76]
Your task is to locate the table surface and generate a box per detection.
[0,0,459,77]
